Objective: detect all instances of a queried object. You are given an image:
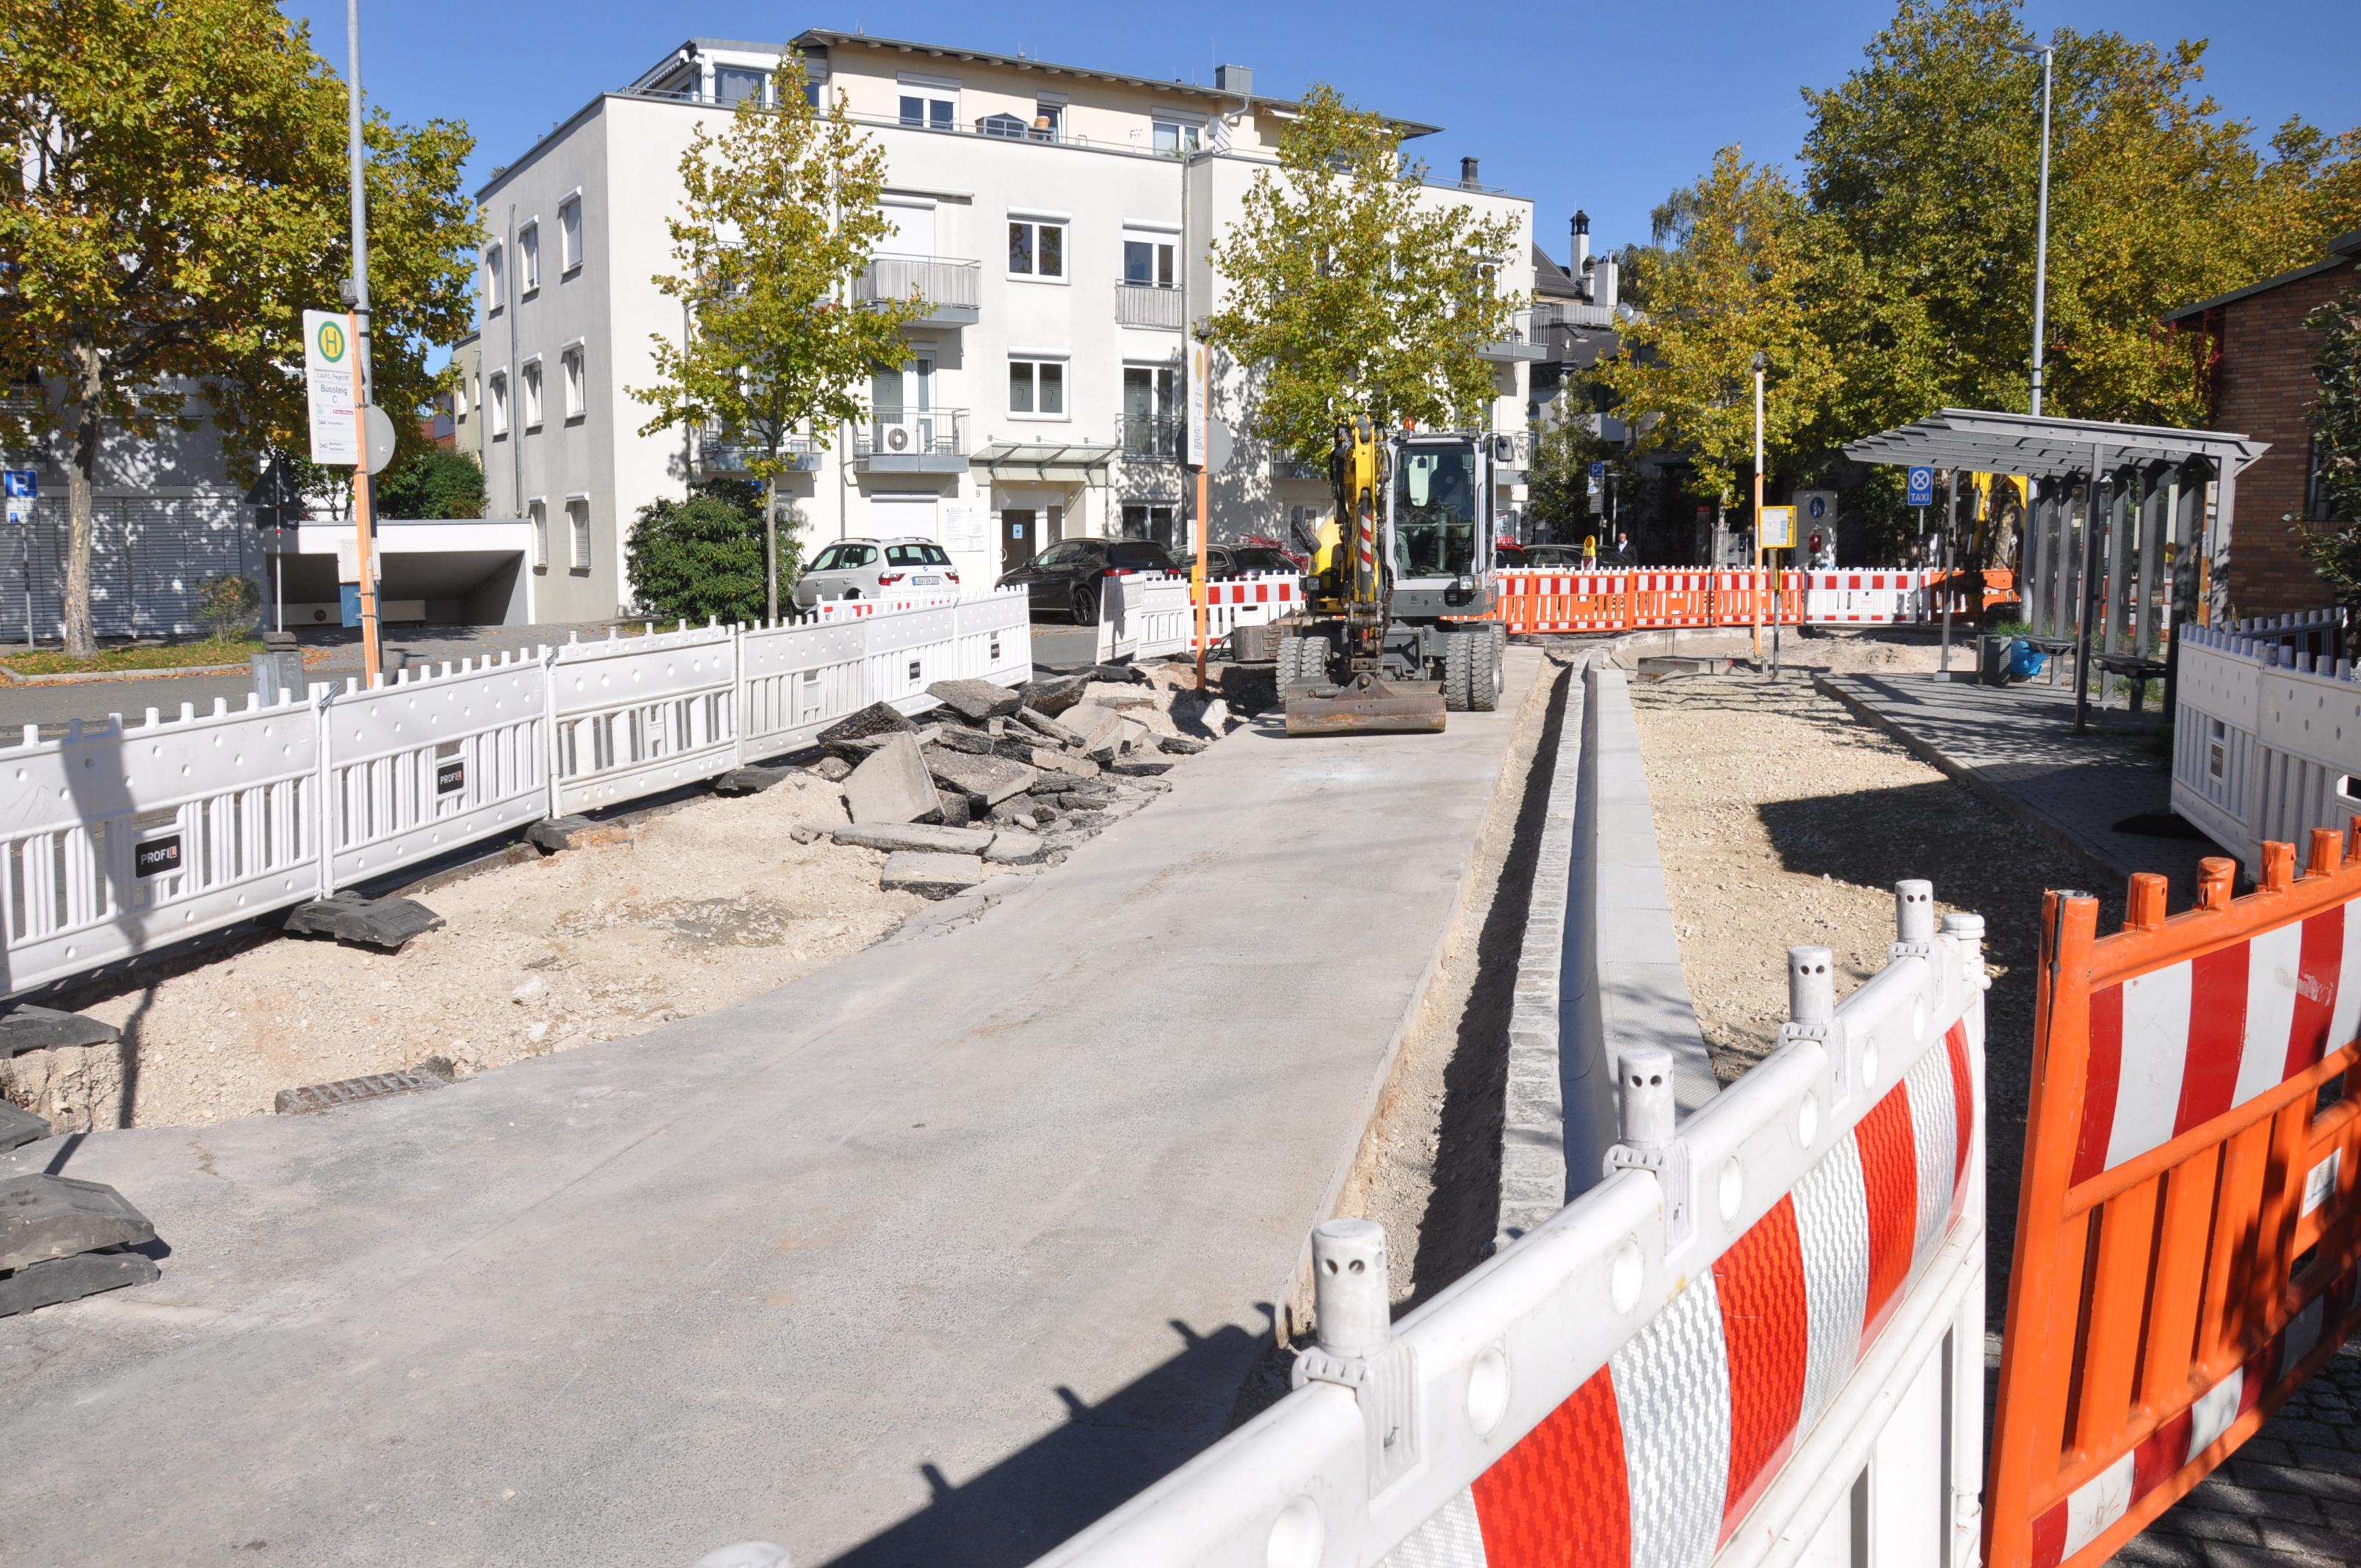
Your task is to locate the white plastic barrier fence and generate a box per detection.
[1030,886,1987,1568]
[1095,572,1196,663]
[2171,614,2357,876]
[1792,570,1925,625]
[0,589,1032,999]
[0,697,324,995]
[319,651,551,888]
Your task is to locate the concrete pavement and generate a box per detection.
[0,650,1545,1567]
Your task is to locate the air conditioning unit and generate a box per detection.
[885,424,912,454]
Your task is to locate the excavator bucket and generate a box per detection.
[1283,673,1448,737]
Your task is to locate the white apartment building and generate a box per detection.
[470,31,1537,617]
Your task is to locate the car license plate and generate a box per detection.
[914,576,943,585]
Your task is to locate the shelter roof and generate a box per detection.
[1841,409,2266,479]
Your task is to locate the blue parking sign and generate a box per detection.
[1,471,35,500]
[1906,466,1935,507]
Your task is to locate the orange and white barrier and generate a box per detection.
[1794,570,1924,625]
[1487,568,1938,636]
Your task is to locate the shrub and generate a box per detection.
[375,446,487,520]
[195,574,262,640]
[626,480,800,625]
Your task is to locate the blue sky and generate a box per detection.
[289,0,2358,283]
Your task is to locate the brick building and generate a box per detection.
[2164,229,2360,617]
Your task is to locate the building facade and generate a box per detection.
[2165,229,2360,617]
[471,32,1535,614]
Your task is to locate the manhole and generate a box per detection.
[274,1067,448,1116]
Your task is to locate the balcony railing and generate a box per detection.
[1119,415,1186,462]
[852,409,968,471]
[1271,452,1326,482]
[1478,307,1549,363]
[1114,282,1185,330]
[697,427,822,476]
[855,254,981,326]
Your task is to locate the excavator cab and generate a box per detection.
[1280,421,1508,736]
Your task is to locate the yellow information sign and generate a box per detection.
[1758,504,1796,550]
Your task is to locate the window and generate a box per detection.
[1123,363,1180,457]
[1123,230,1177,288]
[899,87,954,131]
[1120,504,1176,547]
[518,222,540,294]
[567,497,591,572]
[470,371,479,419]
[1153,119,1203,157]
[1032,100,1065,142]
[1392,444,1481,577]
[529,498,548,569]
[484,243,504,313]
[561,346,584,421]
[521,359,543,429]
[1009,357,1065,418]
[487,371,509,437]
[1008,217,1065,279]
[885,542,953,567]
[453,375,469,421]
[559,197,582,274]
[808,544,845,571]
[714,66,769,106]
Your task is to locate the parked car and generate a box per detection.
[1203,544,1304,579]
[996,537,1178,624]
[1515,544,1589,567]
[794,537,959,609]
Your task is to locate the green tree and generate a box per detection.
[1609,148,1843,506]
[626,480,790,626]
[2293,266,2361,613]
[1207,84,1523,461]
[0,0,474,654]
[1525,366,1621,540]
[631,52,916,623]
[375,446,486,520]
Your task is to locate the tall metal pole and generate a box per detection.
[344,0,382,683]
[2028,44,2053,418]
[1752,355,1764,664]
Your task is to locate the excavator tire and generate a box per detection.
[1442,631,1474,712]
[1276,634,1326,689]
[1469,625,1502,711]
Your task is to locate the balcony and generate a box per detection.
[853,409,968,474]
[1271,452,1326,483]
[1477,307,1549,363]
[1114,282,1185,331]
[697,427,822,477]
[855,254,981,327]
[1119,415,1185,463]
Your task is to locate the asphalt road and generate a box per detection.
[1,650,1541,1568]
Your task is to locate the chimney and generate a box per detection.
[1572,210,1591,276]
[1460,156,1481,190]
[1214,63,1252,100]
[1593,253,1620,315]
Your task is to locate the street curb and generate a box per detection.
[0,659,251,686]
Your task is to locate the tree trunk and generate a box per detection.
[764,472,779,624]
[62,338,101,656]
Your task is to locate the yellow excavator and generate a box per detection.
[1278,417,1509,736]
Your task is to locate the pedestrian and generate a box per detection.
[1612,531,1635,567]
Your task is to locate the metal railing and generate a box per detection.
[1114,281,1185,330]
[855,253,980,316]
[1270,452,1324,482]
[1478,305,1549,361]
[852,408,967,462]
[696,427,822,476]
[1118,415,1184,462]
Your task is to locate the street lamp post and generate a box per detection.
[2010,40,2056,418]
[343,0,382,683]
[1752,351,1767,669]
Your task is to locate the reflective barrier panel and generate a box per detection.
[549,625,740,816]
[1027,885,1989,1568]
[2170,617,2355,876]
[1986,838,2361,1567]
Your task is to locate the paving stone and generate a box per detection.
[1107,758,1175,777]
[1013,706,1082,747]
[829,824,995,854]
[283,894,444,951]
[925,678,1022,723]
[0,1248,159,1318]
[807,756,853,783]
[1115,716,1151,755]
[937,789,972,827]
[1157,734,1209,755]
[842,733,943,826]
[982,831,1046,865]
[826,724,943,763]
[1066,703,1130,761]
[0,1099,52,1153]
[877,851,988,899]
[1029,748,1100,780]
[922,747,1038,808]
[815,700,917,749]
[0,1173,156,1272]
[714,765,789,795]
[1018,674,1087,716]
[528,815,633,854]
[934,725,995,756]
[0,1005,122,1061]
[1079,681,1158,712]
[1085,662,1150,686]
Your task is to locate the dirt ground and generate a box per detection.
[1627,628,2123,1315]
[1,774,923,1131]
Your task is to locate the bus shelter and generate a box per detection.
[1844,409,2267,730]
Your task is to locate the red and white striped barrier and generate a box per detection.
[1487,568,1934,636]
[1795,570,1924,625]
[1025,887,1987,1568]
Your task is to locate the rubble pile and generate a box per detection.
[808,662,1252,899]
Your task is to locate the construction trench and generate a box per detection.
[4,628,2349,1565]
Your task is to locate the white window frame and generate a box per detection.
[896,73,957,132]
[528,497,548,570]
[1153,117,1205,157]
[453,374,469,420]
[487,370,509,438]
[483,242,504,314]
[1007,355,1069,421]
[558,194,583,275]
[560,342,585,421]
[518,220,540,295]
[1122,223,1180,289]
[567,495,592,573]
[520,357,543,431]
[1007,213,1069,283]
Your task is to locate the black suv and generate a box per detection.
[997,538,1179,623]
[1203,544,1303,578]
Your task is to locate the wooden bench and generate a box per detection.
[2093,651,2170,712]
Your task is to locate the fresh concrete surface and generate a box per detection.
[0,649,1542,1568]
